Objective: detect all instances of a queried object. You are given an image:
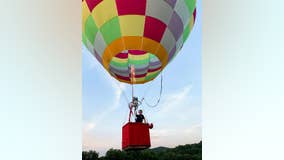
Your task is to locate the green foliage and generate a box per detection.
[82,150,99,160]
[105,149,127,160]
[82,141,202,160]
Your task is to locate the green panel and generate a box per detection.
[85,15,98,44]
[110,60,128,68]
[184,0,196,14]
[145,71,160,81]
[82,33,87,46]
[128,58,149,66]
[183,25,191,42]
[149,54,155,59]
[149,54,159,61]
[100,16,121,45]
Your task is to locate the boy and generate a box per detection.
[135,109,145,123]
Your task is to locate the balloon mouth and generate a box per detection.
[109,50,162,84]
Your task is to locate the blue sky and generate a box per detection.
[82,1,201,156]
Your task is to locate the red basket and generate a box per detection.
[122,122,151,150]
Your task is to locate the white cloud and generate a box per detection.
[82,128,95,151]
[83,82,126,132]
[184,124,202,142]
[109,79,128,110]
[83,122,96,132]
[90,79,127,125]
[82,47,131,152]
[83,60,127,150]
[150,84,193,119]
[82,47,129,125]
[150,123,202,148]
[143,85,201,148]
[83,123,121,153]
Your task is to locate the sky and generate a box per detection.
[82,0,201,156]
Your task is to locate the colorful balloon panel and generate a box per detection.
[82,0,197,84]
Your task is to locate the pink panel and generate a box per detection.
[144,16,167,42]
[116,0,146,15]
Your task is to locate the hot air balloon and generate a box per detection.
[82,0,197,150]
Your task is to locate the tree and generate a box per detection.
[105,149,127,160]
[83,141,202,160]
[82,151,99,160]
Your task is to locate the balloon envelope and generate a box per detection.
[82,0,197,84]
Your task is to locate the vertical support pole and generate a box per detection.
[130,65,135,98]
[128,65,135,122]
[128,105,132,122]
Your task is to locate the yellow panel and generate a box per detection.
[115,77,147,84]
[134,77,145,82]
[112,57,128,63]
[92,0,118,28]
[148,69,161,75]
[82,1,90,33]
[119,15,145,36]
[189,15,194,28]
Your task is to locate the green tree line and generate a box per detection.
[83,141,202,160]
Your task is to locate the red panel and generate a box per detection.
[115,74,130,81]
[144,16,167,42]
[193,8,197,21]
[128,50,147,55]
[135,73,147,78]
[115,53,128,59]
[85,0,103,12]
[116,0,146,15]
[122,122,151,150]
[148,66,162,72]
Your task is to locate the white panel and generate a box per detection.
[160,28,176,54]
[176,35,184,52]
[94,31,107,57]
[174,0,190,27]
[146,0,174,25]
[86,38,95,55]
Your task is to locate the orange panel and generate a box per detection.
[102,36,169,74]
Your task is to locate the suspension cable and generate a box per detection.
[141,72,163,108]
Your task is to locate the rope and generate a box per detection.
[141,72,163,108]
